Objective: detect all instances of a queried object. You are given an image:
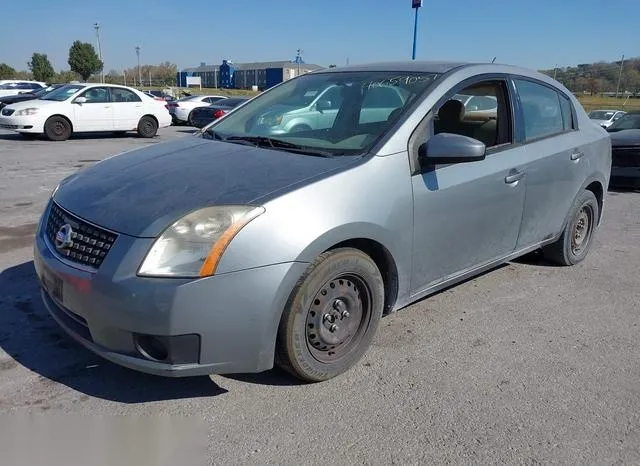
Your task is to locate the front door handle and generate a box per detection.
[505,171,525,184]
[570,151,584,161]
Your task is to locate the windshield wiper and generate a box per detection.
[224,135,335,158]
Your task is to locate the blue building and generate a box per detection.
[176,60,322,90]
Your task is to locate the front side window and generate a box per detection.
[111,88,141,102]
[434,80,509,149]
[80,87,111,103]
[515,79,563,140]
[204,71,439,155]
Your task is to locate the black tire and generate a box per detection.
[187,110,196,127]
[543,190,599,266]
[137,116,158,138]
[289,124,311,133]
[44,116,71,141]
[275,248,384,382]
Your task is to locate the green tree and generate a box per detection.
[55,70,79,83]
[67,40,103,81]
[28,53,55,82]
[0,63,17,79]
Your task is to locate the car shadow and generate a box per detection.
[511,249,562,267]
[0,261,227,403]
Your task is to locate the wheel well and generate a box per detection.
[585,181,604,222]
[141,114,158,126]
[328,239,399,314]
[47,114,73,131]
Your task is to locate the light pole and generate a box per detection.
[94,22,104,83]
[615,54,625,99]
[411,1,422,60]
[296,48,303,76]
[135,46,141,88]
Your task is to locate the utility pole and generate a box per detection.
[94,22,104,83]
[123,71,126,86]
[411,1,422,60]
[615,54,625,99]
[149,69,152,87]
[296,48,303,76]
[553,64,558,80]
[135,46,142,88]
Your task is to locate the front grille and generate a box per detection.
[1,108,14,116]
[612,147,640,168]
[45,202,117,269]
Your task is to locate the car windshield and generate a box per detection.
[40,84,85,101]
[589,110,615,120]
[607,113,640,131]
[203,71,439,155]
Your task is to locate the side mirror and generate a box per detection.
[419,133,486,168]
[316,99,331,112]
[74,96,87,104]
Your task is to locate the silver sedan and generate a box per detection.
[33,61,611,382]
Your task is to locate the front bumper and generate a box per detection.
[33,201,307,377]
[0,114,43,132]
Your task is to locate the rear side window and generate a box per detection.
[515,79,564,140]
[558,94,574,131]
[111,88,141,102]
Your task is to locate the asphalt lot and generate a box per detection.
[0,126,639,464]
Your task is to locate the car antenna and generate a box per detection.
[491,57,496,63]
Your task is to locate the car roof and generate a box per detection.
[316,61,569,87]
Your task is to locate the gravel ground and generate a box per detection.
[0,127,638,465]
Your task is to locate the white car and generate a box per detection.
[0,80,47,97]
[167,95,227,125]
[588,109,626,128]
[0,83,171,141]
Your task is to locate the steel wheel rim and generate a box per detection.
[142,120,154,135]
[52,121,65,136]
[305,274,372,364]
[571,205,593,255]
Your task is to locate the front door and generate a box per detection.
[72,87,113,132]
[410,77,527,294]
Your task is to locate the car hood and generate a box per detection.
[54,136,362,237]
[609,129,640,146]
[5,99,61,111]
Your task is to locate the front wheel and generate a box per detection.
[44,116,72,141]
[137,116,158,138]
[275,248,384,382]
[543,190,599,265]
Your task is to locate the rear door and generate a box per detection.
[511,78,586,248]
[72,87,113,131]
[111,87,143,130]
[410,76,527,293]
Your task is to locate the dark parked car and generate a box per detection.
[607,111,640,188]
[0,84,63,110]
[190,97,249,128]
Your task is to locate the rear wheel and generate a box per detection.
[44,116,71,141]
[137,116,158,138]
[187,110,196,126]
[543,190,599,265]
[275,248,384,382]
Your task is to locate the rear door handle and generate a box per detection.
[505,171,525,184]
[570,151,584,161]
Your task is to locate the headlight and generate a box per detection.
[15,108,39,116]
[258,113,283,127]
[138,205,265,278]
